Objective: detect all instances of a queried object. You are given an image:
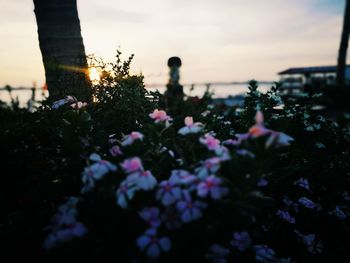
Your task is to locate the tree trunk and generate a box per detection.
[336,0,350,88]
[33,0,91,101]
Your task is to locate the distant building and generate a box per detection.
[278,66,350,91]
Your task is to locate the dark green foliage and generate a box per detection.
[88,52,162,135]
[0,53,350,262]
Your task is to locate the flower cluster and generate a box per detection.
[42,105,340,262]
[3,50,349,263]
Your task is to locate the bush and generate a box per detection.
[1,54,350,262]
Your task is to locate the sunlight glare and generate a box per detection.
[89,67,100,83]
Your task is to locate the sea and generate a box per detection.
[0,83,274,107]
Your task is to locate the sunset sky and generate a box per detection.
[0,0,348,87]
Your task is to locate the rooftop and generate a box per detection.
[278,66,350,75]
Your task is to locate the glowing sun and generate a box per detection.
[89,67,100,83]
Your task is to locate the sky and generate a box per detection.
[0,0,347,87]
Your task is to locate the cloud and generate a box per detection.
[78,2,148,24]
[0,0,347,87]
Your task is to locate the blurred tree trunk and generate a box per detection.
[33,0,91,100]
[336,0,350,88]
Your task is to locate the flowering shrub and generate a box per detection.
[1,55,350,262]
[38,101,350,262]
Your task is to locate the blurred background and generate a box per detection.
[0,0,348,102]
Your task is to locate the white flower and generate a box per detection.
[178,116,203,135]
[116,180,138,208]
[128,170,158,190]
[52,96,76,109]
[43,197,87,250]
[195,157,221,179]
[81,154,117,192]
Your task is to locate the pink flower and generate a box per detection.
[178,116,204,135]
[232,111,294,148]
[199,134,220,150]
[121,157,144,173]
[121,131,144,146]
[70,101,87,109]
[197,175,228,199]
[248,125,270,137]
[149,109,172,124]
[244,111,270,137]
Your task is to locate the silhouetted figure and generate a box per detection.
[165,57,184,112]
